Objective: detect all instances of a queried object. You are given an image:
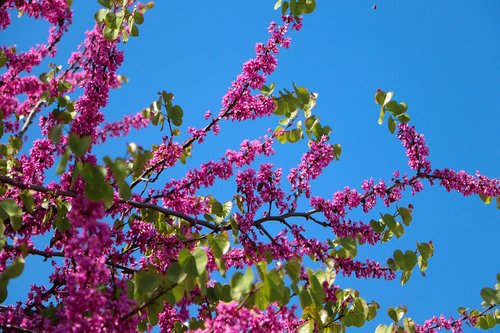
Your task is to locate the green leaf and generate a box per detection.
[0,50,7,68]
[19,190,35,214]
[477,314,497,329]
[367,302,379,321]
[130,24,139,37]
[333,143,342,159]
[68,133,92,157]
[49,124,63,145]
[0,199,23,231]
[274,0,282,10]
[103,27,120,41]
[397,113,411,123]
[308,280,325,306]
[261,83,275,96]
[134,11,144,25]
[167,262,187,283]
[178,248,208,277]
[286,129,301,143]
[388,116,396,134]
[230,267,253,298]
[388,306,406,322]
[166,285,185,306]
[94,8,108,22]
[303,0,316,14]
[398,207,412,226]
[285,258,301,284]
[393,250,405,270]
[382,214,396,229]
[208,234,230,275]
[57,81,72,92]
[383,91,394,107]
[3,257,24,279]
[403,317,416,333]
[169,105,183,126]
[370,219,385,233]
[210,200,223,217]
[281,1,289,15]
[118,181,131,200]
[98,0,112,8]
[121,29,129,43]
[0,280,7,303]
[404,250,417,270]
[336,237,357,258]
[479,194,492,204]
[294,83,310,106]
[54,202,70,232]
[401,270,412,285]
[385,100,401,115]
[480,287,499,305]
[387,258,397,271]
[297,320,314,333]
[105,157,129,180]
[134,270,160,300]
[418,256,428,276]
[375,324,388,333]
[417,242,432,259]
[56,149,70,175]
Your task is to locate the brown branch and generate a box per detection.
[0,324,37,333]
[17,100,44,139]
[0,174,219,232]
[129,83,250,190]
[422,304,498,332]
[4,244,137,274]
[120,286,174,321]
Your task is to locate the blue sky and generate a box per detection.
[2,0,499,331]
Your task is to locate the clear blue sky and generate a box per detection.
[2,1,499,331]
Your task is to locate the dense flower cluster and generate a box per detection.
[0,0,72,124]
[70,25,124,139]
[288,136,335,200]
[397,123,432,173]
[219,16,300,122]
[159,137,274,215]
[415,314,473,333]
[98,112,150,143]
[191,301,300,333]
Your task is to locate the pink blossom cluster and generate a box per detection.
[19,138,55,184]
[70,26,124,139]
[159,137,274,215]
[219,16,299,122]
[288,136,335,199]
[97,112,150,143]
[190,301,300,333]
[0,0,72,124]
[145,139,184,173]
[334,257,395,280]
[432,169,500,198]
[311,188,380,245]
[397,123,432,173]
[415,314,469,333]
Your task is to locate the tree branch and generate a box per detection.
[4,244,137,274]
[0,324,37,333]
[0,174,219,232]
[129,83,249,190]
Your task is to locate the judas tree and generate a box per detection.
[0,0,498,332]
